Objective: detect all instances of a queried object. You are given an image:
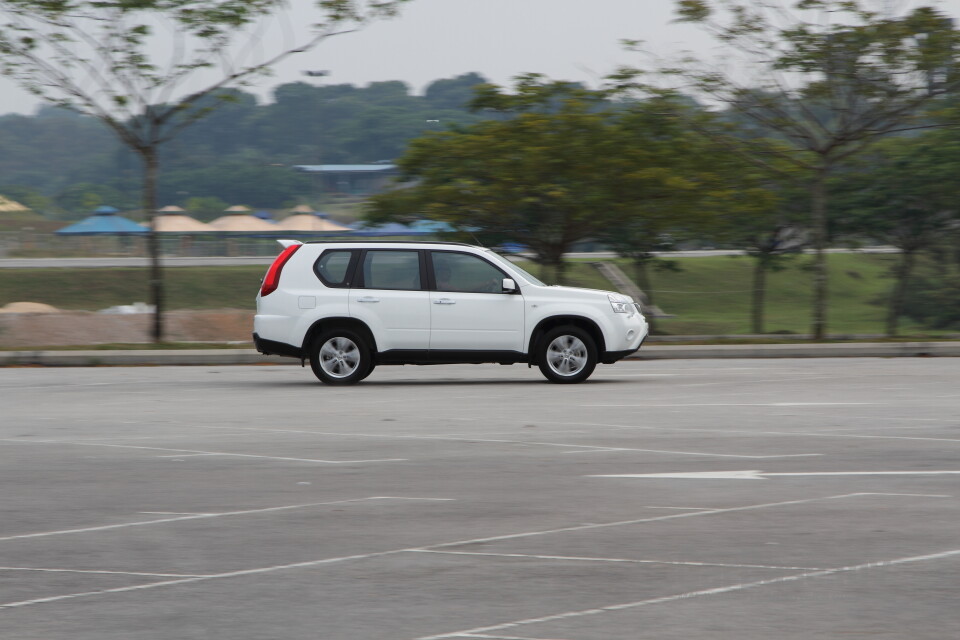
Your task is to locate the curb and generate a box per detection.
[635,341,960,359]
[2,342,959,366]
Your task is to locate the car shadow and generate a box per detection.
[252,376,635,388]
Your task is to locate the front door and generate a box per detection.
[428,250,525,352]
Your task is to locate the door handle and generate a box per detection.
[356,296,380,303]
[433,298,456,305]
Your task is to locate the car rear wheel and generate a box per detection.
[309,329,372,385]
[538,325,597,384]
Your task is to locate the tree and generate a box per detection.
[183,196,228,222]
[425,72,488,110]
[698,144,808,334]
[595,96,745,331]
[368,77,648,283]
[0,0,412,341]
[640,0,960,338]
[832,133,960,335]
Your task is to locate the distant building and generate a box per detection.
[292,164,398,196]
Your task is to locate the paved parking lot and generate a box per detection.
[1,358,958,639]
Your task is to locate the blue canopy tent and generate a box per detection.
[54,206,149,255]
[55,206,149,235]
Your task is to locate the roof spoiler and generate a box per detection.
[277,239,303,249]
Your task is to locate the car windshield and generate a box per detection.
[483,250,546,286]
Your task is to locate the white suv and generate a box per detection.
[253,240,648,384]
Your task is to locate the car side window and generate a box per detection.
[314,250,357,288]
[431,251,507,293]
[360,250,422,290]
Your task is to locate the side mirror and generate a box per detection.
[502,278,517,293]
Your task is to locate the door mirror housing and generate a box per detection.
[502,278,517,293]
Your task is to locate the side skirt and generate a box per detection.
[377,350,528,366]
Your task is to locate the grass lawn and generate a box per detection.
[0,254,946,336]
[526,253,932,336]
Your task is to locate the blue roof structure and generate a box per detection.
[349,222,430,236]
[293,164,397,173]
[408,219,455,233]
[348,219,457,237]
[56,208,149,235]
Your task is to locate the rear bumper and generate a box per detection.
[252,333,303,359]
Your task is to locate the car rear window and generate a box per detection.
[314,250,356,287]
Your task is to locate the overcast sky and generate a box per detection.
[2,0,960,116]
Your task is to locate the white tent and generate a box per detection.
[0,195,30,212]
[152,206,214,232]
[275,211,351,232]
[209,205,276,232]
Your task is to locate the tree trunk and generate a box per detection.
[633,258,656,334]
[751,255,768,334]
[141,146,164,343]
[885,249,916,337]
[810,167,829,340]
[542,249,566,285]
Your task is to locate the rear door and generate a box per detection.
[349,249,430,352]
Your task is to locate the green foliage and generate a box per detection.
[183,196,228,221]
[369,79,631,275]
[902,279,960,330]
[369,79,730,282]
[652,0,960,339]
[0,185,54,215]
[832,132,960,251]
[54,182,129,213]
[0,75,494,210]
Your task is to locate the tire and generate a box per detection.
[357,362,376,382]
[537,325,598,384]
[309,329,372,385]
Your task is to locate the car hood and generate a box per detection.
[531,284,627,302]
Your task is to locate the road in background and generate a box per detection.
[0,247,899,269]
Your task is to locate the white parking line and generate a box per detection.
[0,566,208,578]
[0,438,406,465]
[562,448,820,459]
[581,402,880,408]
[550,422,960,444]
[420,493,898,550]
[0,492,910,610]
[190,426,818,460]
[416,548,960,639]
[0,496,450,543]
[412,550,825,571]
[455,635,572,640]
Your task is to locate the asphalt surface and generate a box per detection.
[1,358,958,639]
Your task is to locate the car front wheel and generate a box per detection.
[537,326,597,384]
[309,329,372,385]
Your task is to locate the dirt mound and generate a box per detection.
[0,302,60,314]
[0,308,253,348]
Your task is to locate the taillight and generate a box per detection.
[260,244,301,296]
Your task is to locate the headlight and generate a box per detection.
[607,293,634,314]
